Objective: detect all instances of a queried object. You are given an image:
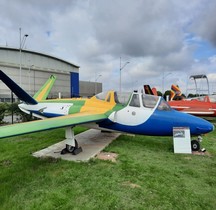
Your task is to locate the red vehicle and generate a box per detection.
[144,85,216,117]
[168,95,216,117]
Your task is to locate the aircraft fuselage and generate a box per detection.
[18,92,214,136]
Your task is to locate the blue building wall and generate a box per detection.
[70,72,79,97]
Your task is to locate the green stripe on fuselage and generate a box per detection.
[40,99,86,104]
[39,99,86,114]
[69,104,82,114]
[105,103,126,116]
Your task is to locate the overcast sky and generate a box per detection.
[1,0,216,94]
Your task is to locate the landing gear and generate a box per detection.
[61,139,82,155]
[61,127,82,155]
[66,140,78,153]
[191,140,200,151]
[191,136,202,152]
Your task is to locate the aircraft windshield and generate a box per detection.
[95,91,172,110]
[118,92,132,105]
[141,94,171,110]
[142,94,159,108]
[129,94,141,107]
[95,92,107,100]
[95,91,131,105]
[157,98,171,110]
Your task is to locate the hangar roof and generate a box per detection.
[0,47,79,73]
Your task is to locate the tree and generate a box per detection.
[157,91,162,96]
[163,90,171,101]
[9,102,33,122]
[0,103,8,124]
[0,102,34,124]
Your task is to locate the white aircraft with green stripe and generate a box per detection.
[0,70,214,154]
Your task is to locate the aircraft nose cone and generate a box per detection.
[196,122,214,133]
[171,111,214,135]
[191,117,214,134]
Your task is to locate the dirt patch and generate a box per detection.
[192,151,212,157]
[0,159,13,167]
[184,150,212,160]
[122,181,141,189]
[96,152,118,162]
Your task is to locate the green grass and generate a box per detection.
[0,124,216,210]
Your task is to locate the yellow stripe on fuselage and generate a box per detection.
[80,91,116,114]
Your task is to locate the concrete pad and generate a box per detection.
[33,129,120,162]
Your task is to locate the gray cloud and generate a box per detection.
[89,0,184,57]
[189,1,216,46]
[0,0,216,92]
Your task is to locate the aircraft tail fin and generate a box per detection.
[0,70,37,105]
[144,85,154,95]
[171,84,184,100]
[170,90,175,101]
[33,75,56,101]
[144,85,158,96]
[151,87,158,96]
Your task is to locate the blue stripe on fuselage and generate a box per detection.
[99,109,214,136]
[31,111,64,118]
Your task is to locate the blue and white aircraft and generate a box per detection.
[0,70,214,154]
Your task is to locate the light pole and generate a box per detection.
[19,27,28,86]
[119,57,130,93]
[95,74,102,94]
[28,65,34,94]
[162,72,172,95]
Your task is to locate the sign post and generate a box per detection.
[173,127,192,154]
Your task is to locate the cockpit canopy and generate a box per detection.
[129,93,171,110]
[95,91,131,105]
[95,91,171,111]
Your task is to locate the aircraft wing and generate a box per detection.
[0,112,107,139]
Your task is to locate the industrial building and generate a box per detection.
[0,47,102,102]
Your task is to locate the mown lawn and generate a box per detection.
[0,124,216,210]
